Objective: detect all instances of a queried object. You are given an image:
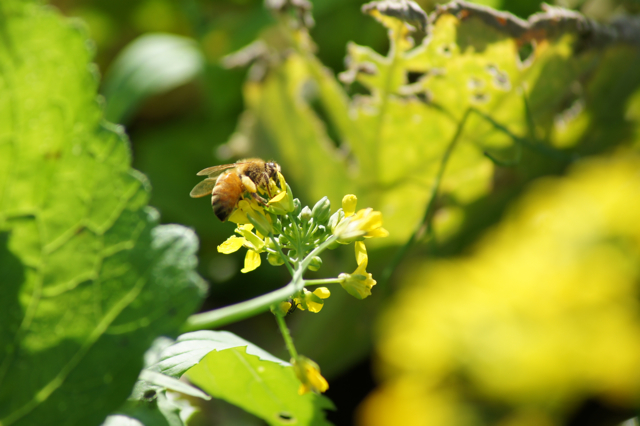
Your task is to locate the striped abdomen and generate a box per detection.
[211,172,244,221]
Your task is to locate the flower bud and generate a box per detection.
[307,256,322,271]
[293,199,302,215]
[311,196,331,224]
[300,206,312,222]
[267,252,285,266]
[246,209,273,237]
[342,194,358,217]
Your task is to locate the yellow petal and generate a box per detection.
[355,241,368,268]
[217,236,245,254]
[241,250,261,273]
[313,287,331,299]
[306,299,324,313]
[342,194,358,217]
[365,227,389,238]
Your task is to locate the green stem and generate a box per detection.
[304,278,344,286]
[269,232,295,277]
[275,313,298,359]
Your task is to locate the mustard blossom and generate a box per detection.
[294,287,331,313]
[292,356,329,395]
[339,241,377,299]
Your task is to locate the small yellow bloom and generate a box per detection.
[334,207,389,242]
[340,241,377,299]
[292,356,329,395]
[294,287,331,313]
[342,194,358,217]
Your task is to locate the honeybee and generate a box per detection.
[190,158,281,221]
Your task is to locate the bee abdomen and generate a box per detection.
[211,172,243,221]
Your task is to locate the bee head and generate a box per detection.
[266,162,281,179]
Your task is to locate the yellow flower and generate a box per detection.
[294,287,331,313]
[267,172,294,215]
[334,207,389,242]
[340,241,377,299]
[217,224,266,273]
[332,195,389,242]
[292,356,329,395]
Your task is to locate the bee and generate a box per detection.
[190,158,281,221]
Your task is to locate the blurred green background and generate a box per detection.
[48,0,640,424]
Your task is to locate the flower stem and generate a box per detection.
[269,232,295,277]
[181,281,297,331]
[304,278,344,286]
[275,313,298,359]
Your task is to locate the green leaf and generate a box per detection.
[0,2,206,426]
[138,370,210,401]
[102,33,205,124]
[153,330,290,378]
[155,331,334,426]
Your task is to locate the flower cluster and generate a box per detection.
[213,169,388,395]
[217,172,388,309]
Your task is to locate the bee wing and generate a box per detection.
[196,164,238,177]
[190,178,218,198]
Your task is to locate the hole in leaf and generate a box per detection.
[471,92,490,104]
[277,412,296,423]
[438,43,453,57]
[485,65,511,91]
[467,77,485,90]
[518,40,535,66]
[407,71,426,84]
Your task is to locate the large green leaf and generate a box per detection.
[154,331,334,426]
[223,1,640,248]
[0,2,206,425]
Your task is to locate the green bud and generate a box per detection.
[267,252,285,266]
[311,196,331,224]
[278,235,288,246]
[308,256,322,271]
[293,199,302,215]
[288,249,298,261]
[300,206,312,222]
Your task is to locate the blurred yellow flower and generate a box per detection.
[363,154,640,425]
[292,356,329,395]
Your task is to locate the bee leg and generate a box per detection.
[249,191,269,205]
[262,172,273,198]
